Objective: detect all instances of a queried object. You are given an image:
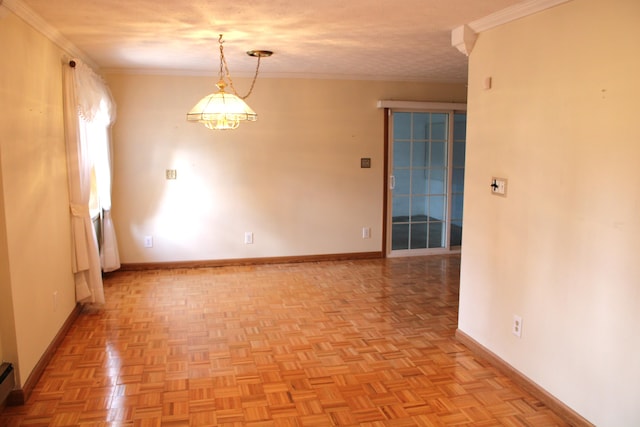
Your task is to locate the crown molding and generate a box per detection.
[2,0,98,70]
[452,0,572,55]
[469,0,572,33]
[451,24,477,57]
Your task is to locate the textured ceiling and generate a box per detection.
[19,0,522,82]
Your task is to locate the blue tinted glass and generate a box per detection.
[393,141,411,168]
[454,113,467,141]
[429,168,446,194]
[392,224,409,250]
[412,113,429,140]
[428,195,445,220]
[431,113,448,141]
[411,169,428,195]
[393,113,411,140]
[392,197,410,222]
[450,221,462,247]
[411,196,428,220]
[394,169,410,195]
[452,141,465,167]
[430,142,447,168]
[412,142,428,168]
[452,168,465,193]
[428,222,444,248]
[411,223,428,249]
[452,194,464,220]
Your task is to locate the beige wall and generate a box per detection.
[0,8,77,385]
[106,73,467,263]
[0,149,9,366]
[459,0,640,425]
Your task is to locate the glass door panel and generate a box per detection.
[390,112,450,253]
[450,113,466,247]
[388,110,466,255]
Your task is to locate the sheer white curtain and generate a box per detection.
[62,58,118,304]
[92,105,120,272]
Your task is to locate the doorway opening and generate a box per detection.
[385,108,466,257]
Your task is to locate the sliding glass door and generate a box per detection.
[388,110,465,255]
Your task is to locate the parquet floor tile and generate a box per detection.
[0,256,570,426]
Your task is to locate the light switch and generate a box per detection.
[166,169,177,180]
[491,177,507,196]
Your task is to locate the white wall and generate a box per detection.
[0,8,77,385]
[106,73,467,263]
[458,0,640,425]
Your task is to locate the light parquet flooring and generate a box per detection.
[1,256,569,426]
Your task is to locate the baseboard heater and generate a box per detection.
[0,363,15,405]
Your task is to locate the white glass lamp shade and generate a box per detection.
[187,86,257,130]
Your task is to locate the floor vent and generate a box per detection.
[0,363,15,404]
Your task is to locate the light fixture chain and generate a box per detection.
[218,38,225,82]
[241,55,262,100]
[219,36,262,100]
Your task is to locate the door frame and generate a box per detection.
[379,101,467,258]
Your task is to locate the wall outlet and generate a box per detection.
[512,314,523,338]
[166,169,177,180]
[144,235,153,248]
[362,227,371,239]
[244,232,254,244]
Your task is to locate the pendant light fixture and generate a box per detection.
[187,34,272,130]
